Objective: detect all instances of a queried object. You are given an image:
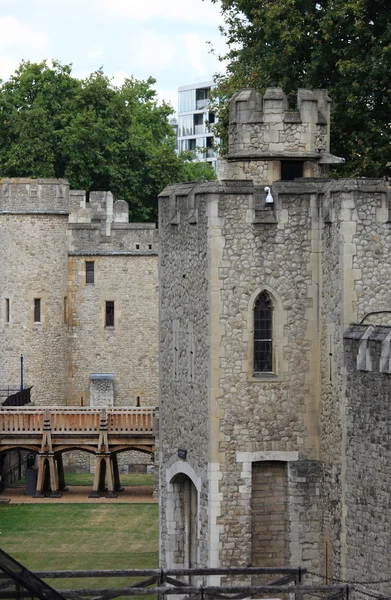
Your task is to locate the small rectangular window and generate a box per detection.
[105,301,115,327]
[34,298,41,323]
[5,298,10,323]
[63,296,68,325]
[280,160,304,181]
[173,320,179,381]
[86,261,95,284]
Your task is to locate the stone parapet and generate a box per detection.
[227,88,331,159]
[0,178,70,212]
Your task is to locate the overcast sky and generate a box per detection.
[0,0,227,114]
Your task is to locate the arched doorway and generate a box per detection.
[169,473,198,569]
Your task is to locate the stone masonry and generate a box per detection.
[0,179,158,472]
[158,87,391,588]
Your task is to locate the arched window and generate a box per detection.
[254,291,273,373]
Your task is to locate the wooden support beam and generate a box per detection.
[111,454,123,492]
[55,454,67,492]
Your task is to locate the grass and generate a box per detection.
[0,504,159,592]
[12,472,154,487]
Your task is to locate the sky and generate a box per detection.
[0,0,227,114]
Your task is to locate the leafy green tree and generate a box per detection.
[177,151,217,182]
[210,0,391,177]
[0,60,214,220]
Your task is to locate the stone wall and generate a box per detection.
[68,252,158,406]
[158,182,210,568]
[218,88,333,185]
[0,177,159,479]
[227,88,329,158]
[320,179,391,581]
[159,179,323,574]
[0,179,70,405]
[342,339,391,591]
[159,172,390,580]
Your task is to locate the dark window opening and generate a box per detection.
[148,244,152,250]
[34,298,41,323]
[281,161,304,181]
[136,244,140,250]
[63,296,68,325]
[5,298,10,323]
[86,261,94,284]
[254,292,273,372]
[105,301,115,327]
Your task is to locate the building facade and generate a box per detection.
[177,80,217,169]
[0,180,159,411]
[158,88,391,589]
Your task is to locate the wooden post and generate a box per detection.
[34,455,47,498]
[55,454,67,492]
[48,454,61,498]
[112,454,123,492]
[104,455,118,498]
[89,456,104,498]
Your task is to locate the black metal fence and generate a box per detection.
[0,549,355,600]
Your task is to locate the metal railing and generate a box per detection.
[0,560,353,600]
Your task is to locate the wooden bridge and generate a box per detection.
[0,406,157,498]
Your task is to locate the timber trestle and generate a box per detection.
[0,406,156,497]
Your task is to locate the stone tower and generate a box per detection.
[158,88,391,588]
[218,87,342,185]
[0,178,159,412]
[0,179,70,404]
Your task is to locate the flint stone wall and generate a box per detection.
[158,183,210,568]
[159,179,323,572]
[320,178,391,580]
[343,339,391,591]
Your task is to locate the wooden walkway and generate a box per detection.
[0,406,156,498]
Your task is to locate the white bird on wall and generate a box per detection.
[264,186,274,204]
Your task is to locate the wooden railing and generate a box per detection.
[0,407,156,435]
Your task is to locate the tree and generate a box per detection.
[176,151,217,182]
[210,0,391,177]
[0,60,214,220]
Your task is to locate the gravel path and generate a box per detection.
[1,486,157,504]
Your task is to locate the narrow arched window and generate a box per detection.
[254,292,273,373]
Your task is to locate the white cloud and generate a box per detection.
[0,17,49,52]
[183,33,207,75]
[156,87,178,112]
[137,31,175,70]
[87,48,103,59]
[99,0,222,25]
[0,56,19,81]
[109,71,129,86]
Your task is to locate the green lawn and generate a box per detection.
[0,504,159,591]
[13,472,154,487]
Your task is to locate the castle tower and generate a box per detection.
[0,178,70,404]
[218,87,342,186]
[158,88,391,588]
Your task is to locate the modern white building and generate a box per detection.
[177,80,217,169]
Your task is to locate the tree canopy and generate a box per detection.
[211,0,391,177]
[0,60,215,220]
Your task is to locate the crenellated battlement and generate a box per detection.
[228,87,331,158]
[0,178,70,212]
[218,87,344,186]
